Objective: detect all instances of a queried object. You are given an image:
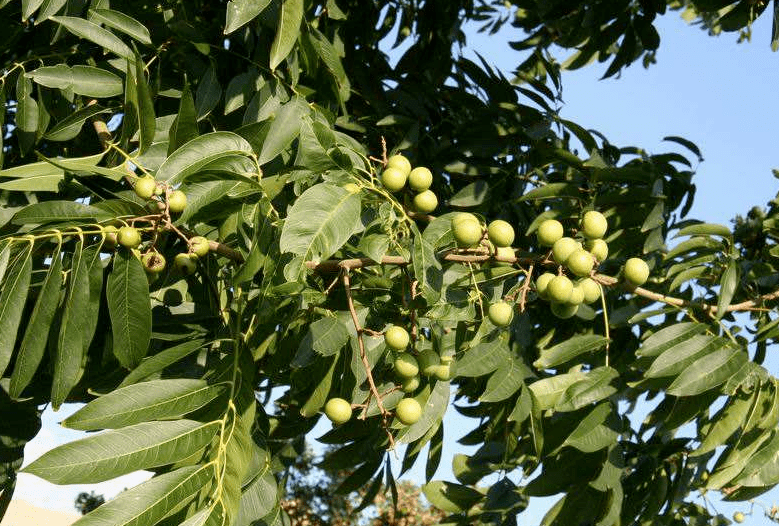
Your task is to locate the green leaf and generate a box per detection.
[35,0,67,22]
[50,16,134,60]
[456,337,509,377]
[157,132,254,184]
[12,201,112,224]
[44,104,113,141]
[636,322,708,359]
[665,236,724,260]
[130,54,156,155]
[0,246,33,377]
[119,339,207,387]
[555,367,618,412]
[559,403,618,453]
[9,247,63,398]
[422,481,482,513]
[676,222,731,238]
[27,64,123,98]
[105,251,149,368]
[693,390,753,457]
[308,28,351,102]
[71,465,214,526]
[480,354,531,403]
[224,0,273,34]
[667,347,748,396]
[300,356,338,418]
[51,243,95,409]
[168,79,199,153]
[63,379,225,430]
[644,334,722,379]
[279,183,361,271]
[533,335,609,370]
[734,430,779,487]
[528,371,587,411]
[195,65,221,120]
[663,135,703,160]
[412,222,442,303]
[269,0,304,71]
[89,9,152,45]
[0,153,105,192]
[519,182,580,200]
[22,419,220,484]
[22,0,46,19]
[309,317,350,356]
[715,259,739,319]
[257,98,307,164]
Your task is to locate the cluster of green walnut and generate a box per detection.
[323,324,448,427]
[100,176,210,277]
[449,209,650,321]
[380,154,438,214]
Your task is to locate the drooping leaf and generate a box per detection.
[269,0,304,71]
[422,480,482,513]
[27,64,123,98]
[667,347,748,397]
[257,98,307,164]
[533,335,609,370]
[9,247,63,398]
[224,0,273,34]
[0,246,33,377]
[119,339,207,387]
[22,419,220,484]
[44,104,114,141]
[12,201,113,224]
[89,9,152,45]
[107,249,152,368]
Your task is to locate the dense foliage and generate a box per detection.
[1,0,779,525]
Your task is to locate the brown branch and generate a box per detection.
[207,240,245,264]
[88,100,112,150]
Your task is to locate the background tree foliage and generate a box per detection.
[1,0,778,525]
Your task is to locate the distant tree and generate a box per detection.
[74,492,105,515]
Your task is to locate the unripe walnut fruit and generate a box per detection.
[142,252,166,273]
[381,167,407,192]
[624,258,650,286]
[586,238,609,262]
[395,398,422,425]
[733,512,745,523]
[190,236,210,257]
[385,325,410,351]
[578,278,601,304]
[408,167,433,191]
[401,375,420,393]
[551,302,578,319]
[386,154,411,176]
[174,253,198,275]
[452,217,482,246]
[168,190,187,213]
[566,249,595,277]
[581,210,608,239]
[413,190,438,213]
[552,237,580,264]
[134,176,157,199]
[394,353,419,378]
[117,226,141,248]
[417,349,440,376]
[494,246,515,263]
[433,363,453,381]
[487,220,515,247]
[537,219,564,247]
[343,183,360,194]
[488,301,513,327]
[547,275,574,303]
[568,284,584,306]
[535,272,555,300]
[324,398,352,425]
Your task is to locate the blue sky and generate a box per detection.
[14,6,779,524]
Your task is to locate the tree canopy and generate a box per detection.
[1,0,778,525]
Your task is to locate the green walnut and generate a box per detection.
[566,249,595,277]
[552,237,581,265]
[324,398,352,425]
[624,257,650,286]
[117,226,141,248]
[401,375,420,393]
[395,398,422,425]
[488,301,513,327]
[168,190,187,213]
[190,236,210,257]
[141,252,166,273]
[568,284,584,306]
[413,190,438,213]
[381,167,407,192]
[547,275,574,303]
[433,362,454,381]
[174,252,198,275]
[487,220,515,248]
[134,176,157,200]
[385,325,410,351]
[537,219,564,247]
[550,302,578,319]
[535,272,555,300]
[581,210,607,239]
[386,154,411,176]
[408,166,433,191]
[417,348,440,376]
[452,215,483,246]
[578,278,601,304]
[394,352,419,378]
[586,238,609,262]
